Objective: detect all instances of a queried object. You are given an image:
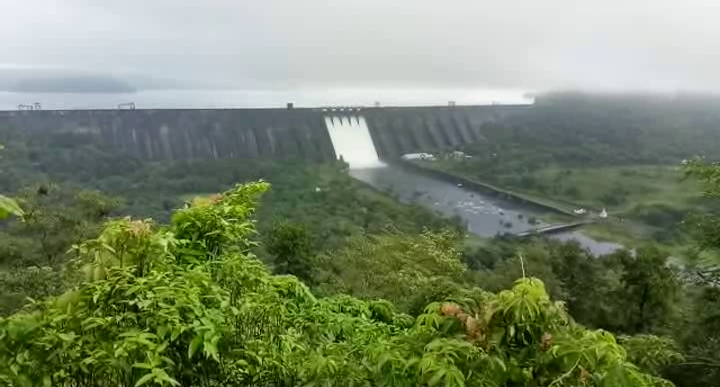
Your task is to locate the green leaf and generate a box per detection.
[134,373,154,387]
[133,362,154,370]
[188,334,202,359]
[152,368,180,386]
[203,340,219,361]
[0,195,23,219]
[428,368,446,386]
[57,333,76,342]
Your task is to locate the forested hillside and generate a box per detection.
[417,92,720,252]
[509,92,720,166]
[0,182,680,387]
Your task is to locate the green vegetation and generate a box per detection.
[422,161,701,252]
[313,230,466,314]
[416,93,720,252]
[0,186,120,314]
[464,239,681,335]
[482,93,720,168]
[0,195,22,220]
[0,182,676,387]
[425,163,701,216]
[4,94,720,385]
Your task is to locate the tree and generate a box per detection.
[682,157,720,285]
[8,185,120,267]
[0,266,64,315]
[607,247,680,334]
[620,335,683,377]
[313,229,467,314]
[266,221,314,281]
[0,186,120,315]
[664,285,720,387]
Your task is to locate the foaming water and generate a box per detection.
[324,115,384,168]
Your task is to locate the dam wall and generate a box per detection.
[0,109,337,162]
[361,105,529,158]
[0,105,530,161]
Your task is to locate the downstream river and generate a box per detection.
[351,165,623,255]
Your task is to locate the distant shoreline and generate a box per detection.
[5,89,138,94]
[5,76,137,94]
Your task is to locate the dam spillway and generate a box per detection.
[324,115,381,168]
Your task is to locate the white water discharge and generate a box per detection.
[324,115,383,168]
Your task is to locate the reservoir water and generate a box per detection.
[0,88,532,110]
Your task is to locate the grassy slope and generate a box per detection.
[426,161,700,212]
[418,160,707,255]
[513,165,701,212]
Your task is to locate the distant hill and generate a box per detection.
[8,75,136,94]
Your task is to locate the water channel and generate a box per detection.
[350,164,624,256]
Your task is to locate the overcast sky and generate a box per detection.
[2,0,720,92]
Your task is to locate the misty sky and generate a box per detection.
[2,0,720,92]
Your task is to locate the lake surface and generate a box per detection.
[351,165,623,255]
[0,88,532,110]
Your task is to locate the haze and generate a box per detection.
[2,0,720,92]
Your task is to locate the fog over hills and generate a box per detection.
[4,0,720,92]
[0,68,197,93]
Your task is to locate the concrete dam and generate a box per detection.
[0,105,529,163]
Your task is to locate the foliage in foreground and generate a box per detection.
[0,195,22,220]
[0,182,672,387]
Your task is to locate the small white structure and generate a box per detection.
[599,208,608,219]
[402,153,435,161]
[315,187,322,192]
[448,150,473,160]
[573,208,587,215]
